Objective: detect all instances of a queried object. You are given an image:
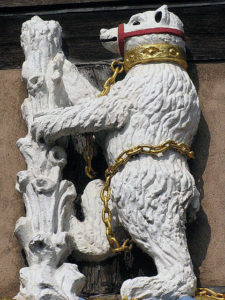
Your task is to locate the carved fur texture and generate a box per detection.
[31,5,200,300]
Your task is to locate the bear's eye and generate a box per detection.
[155,11,162,23]
[132,20,140,25]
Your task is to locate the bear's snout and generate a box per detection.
[100,28,108,35]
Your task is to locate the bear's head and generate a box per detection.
[100,5,185,57]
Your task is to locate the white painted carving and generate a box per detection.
[16,16,117,300]
[19,5,200,299]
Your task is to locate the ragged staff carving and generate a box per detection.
[31,5,201,300]
[15,16,118,300]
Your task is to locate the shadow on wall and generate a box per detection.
[187,62,211,287]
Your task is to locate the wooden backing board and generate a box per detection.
[1,2,225,69]
[0,0,123,8]
[0,0,216,8]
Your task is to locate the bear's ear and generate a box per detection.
[155,5,170,24]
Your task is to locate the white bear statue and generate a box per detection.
[31,5,200,300]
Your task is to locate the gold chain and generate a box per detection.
[101,140,194,253]
[83,59,124,179]
[98,60,124,97]
[83,134,96,179]
[196,288,225,299]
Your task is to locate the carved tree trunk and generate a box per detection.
[15,16,87,300]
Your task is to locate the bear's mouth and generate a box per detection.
[100,37,117,42]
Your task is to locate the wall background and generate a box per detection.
[0,0,225,298]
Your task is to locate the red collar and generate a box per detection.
[118,23,185,57]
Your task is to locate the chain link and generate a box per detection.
[101,140,194,253]
[196,288,225,299]
[83,134,96,179]
[98,60,124,97]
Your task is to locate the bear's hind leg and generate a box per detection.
[121,211,196,300]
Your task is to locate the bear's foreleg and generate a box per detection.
[31,93,132,144]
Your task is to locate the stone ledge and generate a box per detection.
[86,296,220,300]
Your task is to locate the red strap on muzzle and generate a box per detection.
[118,23,185,57]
